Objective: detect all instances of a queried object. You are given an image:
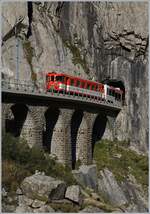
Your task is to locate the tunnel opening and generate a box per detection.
[102,79,125,103]
[6,104,28,137]
[71,110,83,169]
[92,114,107,157]
[44,108,60,153]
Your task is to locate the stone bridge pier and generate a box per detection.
[2,103,46,148]
[50,109,74,167]
[20,106,46,148]
[76,112,98,165]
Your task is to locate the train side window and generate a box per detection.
[112,90,115,97]
[81,82,84,88]
[48,76,50,81]
[96,85,98,91]
[70,79,74,86]
[81,82,85,88]
[56,76,64,82]
[109,89,111,96]
[87,84,90,90]
[51,76,54,81]
[107,88,109,95]
[91,85,95,90]
[77,80,80,87]
[115,93,117,99]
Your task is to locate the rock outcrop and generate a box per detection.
[98,168,127,206]
[20,174,67,201]
[65,185,83,205]
[80,205,104,213]
[2,165,148,213]
[72,164,98,191]
[98,168,148,212]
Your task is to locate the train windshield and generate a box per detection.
[55,76,65,82]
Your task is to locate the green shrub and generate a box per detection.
[2,159,31,192]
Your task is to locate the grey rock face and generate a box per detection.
[72,164,98,191]
[21,174,66,201]
[80,205,104,213]
[98,168,128,206]
[65,185,83,204]
[120,175,148,212]
[98,169,148,212]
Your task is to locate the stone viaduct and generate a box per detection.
[2,103,110,169]
[2,78,123,169]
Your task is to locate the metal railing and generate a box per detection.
[1,79,122,109]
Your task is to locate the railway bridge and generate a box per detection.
[2,79,122,169]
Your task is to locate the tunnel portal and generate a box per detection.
[102,79,125,102]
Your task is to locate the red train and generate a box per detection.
[46,72,123,105]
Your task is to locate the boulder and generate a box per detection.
[33,205,55,213]
[98,168,128,206]
[18,195,34,206]
[72,164,98,191]
[65,185,83,204]
[15,204,33,213]
[2,187,7,197]
[2,204,16,213]
[80,205,104,213]
[16,188,23,195]
[21,174,66,201]
[31,199,45,208]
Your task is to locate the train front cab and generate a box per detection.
[46,73,67,93]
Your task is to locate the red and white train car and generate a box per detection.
[46,72,123,105]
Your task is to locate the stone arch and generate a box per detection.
[71,110,83,169]
[6,104,28,137]
[92,114,107,156]
[44,107,60,153]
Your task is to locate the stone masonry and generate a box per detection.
[20,106,47,148]
[51,109,74,167]
[76,112,98,165]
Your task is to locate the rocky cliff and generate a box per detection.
[1,1,148,153]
